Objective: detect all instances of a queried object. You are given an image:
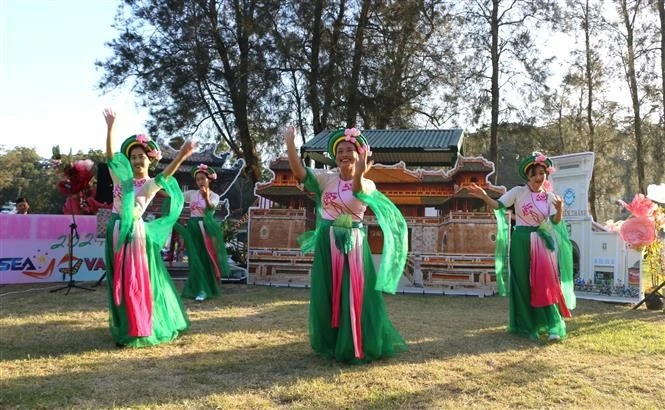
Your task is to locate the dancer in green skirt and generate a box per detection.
[469,152,575,341]
[103,108,194,347]
[285,125,408,363]
[179,164,230,301]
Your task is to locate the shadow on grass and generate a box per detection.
[327,357,561,409]
[0,333,567,409]
[1,285,663,408]
[2,284,659,363]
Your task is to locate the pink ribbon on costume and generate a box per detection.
[331,240,344,328]
[199,221,223,280]
[329,228,365,359]
[112,220,153,337]
[529,232,571,318]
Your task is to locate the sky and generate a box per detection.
[0,0,148,158]
[0,1,629,160]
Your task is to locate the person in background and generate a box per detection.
[285,124,408,363]
[179,163,230,302]
[469,152,575,342]
[15,197,29,214]
[103,108,194,348]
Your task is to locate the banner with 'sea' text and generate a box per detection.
[0,214,105,284]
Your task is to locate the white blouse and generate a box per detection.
[498,185,556,227]
[110,170,160,216]
[311,169,375,222]
[184,190,220,217]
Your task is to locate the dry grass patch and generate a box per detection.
[1,282,663,409]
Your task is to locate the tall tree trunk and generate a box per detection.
[620,0,646,194]
[207,0,262,184]
[657,0,665,181]
[346,0,371,127]
[308,0,324,134]
[490,0,500,184]
[321,0,346,131]
[557,101,565,150]
[584,0,598,220]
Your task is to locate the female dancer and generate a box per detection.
[285,125,408,363]
[469,152,575,341]
[180,164,230,301]
[103,108,194,347]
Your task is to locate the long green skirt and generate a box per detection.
[509,226,566,340]
[179,217,224,300]
[309,220,407,363]
[105,214,190,347]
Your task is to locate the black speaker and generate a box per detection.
[95,163,113,204]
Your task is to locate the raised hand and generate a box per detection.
[553,194,564,213]
[467,183,487,199]
[103,108,116,130]
[284,124,296,145]
[104,108,117,159]
[199,185,210,199]
[180,139,196,160]
[163,139,197,178]
[285,124,306,181]
[355,146,374,177]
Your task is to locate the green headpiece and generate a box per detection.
[327,128,369,159]
[192,163,217,180]
[518,151,555,180]
[120,134,162,162]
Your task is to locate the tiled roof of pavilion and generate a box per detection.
[302,128,464,167]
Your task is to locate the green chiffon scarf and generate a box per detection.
[493,206,576,309]
[297,168,408,294]
[107,152,184,249]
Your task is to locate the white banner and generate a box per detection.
[0,214,105,284]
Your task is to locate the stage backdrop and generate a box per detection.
[0,214,105,284]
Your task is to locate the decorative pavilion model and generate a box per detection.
[249,129,506,295]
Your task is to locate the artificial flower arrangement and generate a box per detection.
[606,184,665,297]
[617,194,664,250]
[343,128,370,155]
[51,146,110,215]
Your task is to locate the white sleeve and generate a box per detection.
[498,186,521,208]
[183,190,195,204]
[311,168,335,190]
[209,192,220,208]
[361,178,376,194]
[139,178,161,200]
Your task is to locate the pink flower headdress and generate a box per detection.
[327,127,370,159]
[518,151,556,180]
[192,163,217,180]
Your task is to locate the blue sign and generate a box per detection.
[563,188,576,207]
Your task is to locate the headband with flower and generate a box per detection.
[192,163,217,180]
[518,151,556,180]
[326,127,370,159]
[120,134,162,162]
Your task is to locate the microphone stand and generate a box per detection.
[51,203,95,295]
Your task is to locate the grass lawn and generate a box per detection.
[1,282,664,409]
